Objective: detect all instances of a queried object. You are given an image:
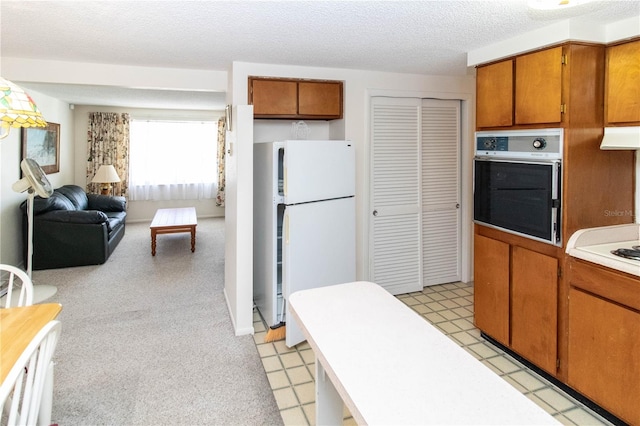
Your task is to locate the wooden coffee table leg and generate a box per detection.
[151,229,157,256]
[191,226,196,252]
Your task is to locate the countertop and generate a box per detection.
[566,224,640,277]
[288,281,559,425]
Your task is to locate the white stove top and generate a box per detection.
[566,225,640,277]
[578,240,640,267]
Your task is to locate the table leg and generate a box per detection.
[151,230,157,256]
[316,358,343,425]
[191,226,196,252]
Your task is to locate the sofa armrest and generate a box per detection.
[38,209,109,224]
[88,194,127,212]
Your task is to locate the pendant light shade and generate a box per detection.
[0,77,47,139]
[528,0,593,9]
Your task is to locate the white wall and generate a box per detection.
[2,58,227,93]
[72,105,226,222]
[0,89,74,267]
[228,61,476,335]
[223,105,254,336]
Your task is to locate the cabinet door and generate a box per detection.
[515,47,563,125]
[250,79,297,116]
[606,40,640,124]
[298,81,343,118]
[476,60,513,128]
[473,234,509,345]
[568,288,640,425]
[511,246,558,375]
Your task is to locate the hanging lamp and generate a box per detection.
[0,77,47,139]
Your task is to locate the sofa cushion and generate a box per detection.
[31,192,76,214]
[56,185,89,210]
[38,209,109,225]
[104,211,126,233]
[88,194,127,212]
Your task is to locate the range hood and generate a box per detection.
[600,126,640,150]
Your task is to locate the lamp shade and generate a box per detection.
[92,165,121,183]
[0,77,47,139]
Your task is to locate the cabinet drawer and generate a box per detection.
[569,258,640,311]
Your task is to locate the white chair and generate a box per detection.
[0,264,34,308]
[0,320,61,426]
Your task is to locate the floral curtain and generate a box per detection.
[216,116,226,207]
[87,112,130,198]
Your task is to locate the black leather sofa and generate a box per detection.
[22,184,127,270]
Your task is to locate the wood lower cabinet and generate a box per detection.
[511,246,558,374]
[474,232,559,374]
[606,38,640,125]
[474,234,509,345]
[249,77,343,120]
[567,259,640,425]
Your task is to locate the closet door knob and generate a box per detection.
[372,210,378,216]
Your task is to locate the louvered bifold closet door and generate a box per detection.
[421,99,461,285]
[370,97,422,295]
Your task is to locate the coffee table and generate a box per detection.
[150,207,197,256]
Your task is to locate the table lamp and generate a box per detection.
[92,165,121,195]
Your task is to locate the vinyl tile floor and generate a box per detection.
[253,282,616,426]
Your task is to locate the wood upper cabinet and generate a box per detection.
[477,46,563,128]
[473,234,510,346]
[567,259,640,425]
[605,39,640,125]
[515,46,563,125]
[250,79,298,116]
[249,77,343,120]
[476,43,606,129]
[476,60,513,128]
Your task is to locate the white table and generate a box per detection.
[288,281,560,425]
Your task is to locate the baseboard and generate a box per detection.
[223,287,255,337]
[481,333,626,426]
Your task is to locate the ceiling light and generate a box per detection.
[528,0,593,10]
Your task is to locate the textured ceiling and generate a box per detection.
[2,0,639,110]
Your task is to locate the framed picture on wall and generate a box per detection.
[21,122,60,174]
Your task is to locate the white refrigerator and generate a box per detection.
[253,140,356,347]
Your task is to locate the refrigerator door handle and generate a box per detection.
[283,166,288,197]
[284,212,289,245]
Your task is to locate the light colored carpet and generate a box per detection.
[33,217,283,426]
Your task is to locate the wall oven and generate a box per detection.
[474,129,563,246]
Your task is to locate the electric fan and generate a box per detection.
[12,158,57,302]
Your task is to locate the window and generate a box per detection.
[129,119,218,201]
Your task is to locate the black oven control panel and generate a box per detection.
[475,129,563,160]
[477,136,508,151]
